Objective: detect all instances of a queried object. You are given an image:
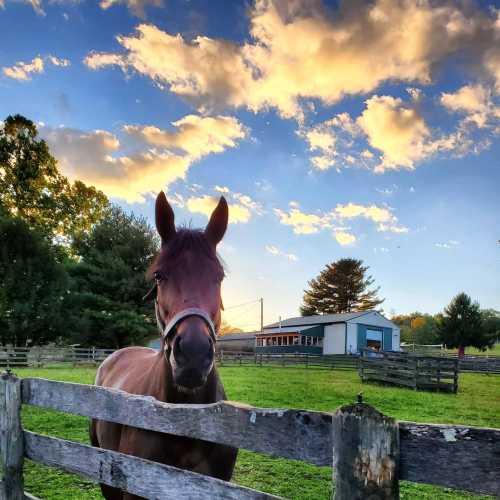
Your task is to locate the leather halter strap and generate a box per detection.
[155,300,217,343]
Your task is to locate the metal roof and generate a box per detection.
[265,311,371,328]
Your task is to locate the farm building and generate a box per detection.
[216,332,257,352]
[256,311,400,355]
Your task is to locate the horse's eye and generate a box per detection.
[154,271,167,283]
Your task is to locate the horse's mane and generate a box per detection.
[147,228,225,280]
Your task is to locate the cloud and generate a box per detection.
[187,195,254,224]
[435,240,460,249]
[441,84,500,128]
[83,52,127,71]
[0,0,45,15]
[123,115,248,159]
[40,113,247,203]
[265,245,298,261]
[2,55,70,81]
[83,0,500,120]
[275,200,408,241]
[99,0,163,18]
[273,206,326,235]
[334,231,356,246]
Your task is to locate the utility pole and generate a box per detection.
[260,297,264,333]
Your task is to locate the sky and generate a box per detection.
[1,0,499,330]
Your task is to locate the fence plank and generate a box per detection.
[399,421,500,496]
[0,372,24,500]
[24,431,281,500]
[22,378,333,466]
[332,403,399,500]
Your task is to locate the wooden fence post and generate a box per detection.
[332,402,399,500]
[0,371,24,499]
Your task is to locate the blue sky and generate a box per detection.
[1,0,499,330]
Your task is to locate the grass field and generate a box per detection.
[15,365,500,499]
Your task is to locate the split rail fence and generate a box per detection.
[2,346,499,374]
[217,351,358,370]
[1,372,499,499]
[359,349,459,393]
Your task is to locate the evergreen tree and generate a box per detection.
[65,206,159,348]
[0,213,68,346]
[438,293,495,357]
[0,114,109,245]
[300,258,384,315]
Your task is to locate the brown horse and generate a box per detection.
[90,192,237,500]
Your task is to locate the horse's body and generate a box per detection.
[90,193,237,500]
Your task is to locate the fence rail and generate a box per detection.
[217,352,359,370]
[359,349,459,393]
[1,374,498,499]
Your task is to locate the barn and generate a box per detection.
[255,311,400,355]
[216,332,257,352]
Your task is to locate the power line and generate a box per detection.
[224,298,260,311]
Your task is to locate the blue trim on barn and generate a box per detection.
[356,324,393,352]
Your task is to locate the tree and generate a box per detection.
[0,213,69,346]
[0,114,108,244]
[301,258,384,315]
[481,309,500,344]
[392,312,440,345]
[64,206,159,348]
[437,293,495,357]
[218,319,244,336]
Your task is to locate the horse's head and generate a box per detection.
[149,191,227,392]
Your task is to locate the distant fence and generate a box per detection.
[2,345,499,375]
[217,351,359,370]
[359,349,459,393]
[1,373,499,499]
[0,347,116,367]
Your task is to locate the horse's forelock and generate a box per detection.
[146,228,225,280]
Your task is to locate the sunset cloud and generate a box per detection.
[2,55,69,81]
[187,194,255,224]
[40,113,247,203]
[123,115,248,159]
[84,0,500,120]
[275,201,408,241]
[99,0,163,18]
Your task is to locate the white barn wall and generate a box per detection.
[349,312,395,329]
[346,323,358,354]
[392,328,401,351]
[323,324,345,354]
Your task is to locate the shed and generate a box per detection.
[256,311,400,355]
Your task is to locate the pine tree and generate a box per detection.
[438,293,495,357]
[64,206,159,348]
[300,258,384,315]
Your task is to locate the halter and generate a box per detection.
[155,299,217,349]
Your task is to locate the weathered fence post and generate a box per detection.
[0,371,24,499]
[332,402,399,500]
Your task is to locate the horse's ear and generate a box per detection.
[155,191,176,245]
[205,196,228,247]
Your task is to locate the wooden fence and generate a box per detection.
[0,347,116,367]
[1,372,499,499]
[359,349,459,393]
[217,351,359,370]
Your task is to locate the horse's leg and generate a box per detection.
[192,443,238,482]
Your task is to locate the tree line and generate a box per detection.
[301,258,499,356]
[0,115,160,348]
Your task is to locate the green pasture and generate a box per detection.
[15,365,500,500]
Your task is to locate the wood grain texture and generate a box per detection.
[0,373,24,500]
[24,431,281,500]
[22,378,333,466]
[332,403,399,500]
[399,421,500,496]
